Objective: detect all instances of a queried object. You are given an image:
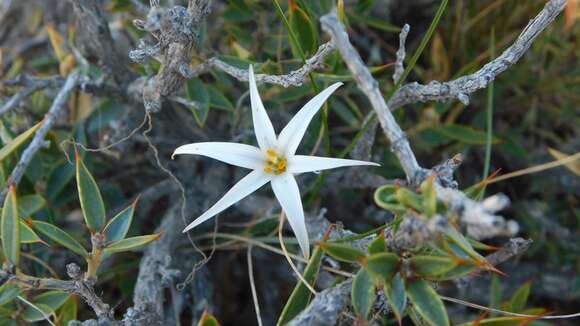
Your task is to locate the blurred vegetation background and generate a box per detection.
[0,0,578,325]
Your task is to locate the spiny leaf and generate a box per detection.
[57,296,77,325]
[410,255,458,278]
[288,3,318,56]
[103,198,138,243]
[1,185,20,266]
[384,273,406,324]
[319,241,365,263]
[31,220,89,258]
[374,184,406,213]
[198,309,220,326]
[407,279,449,326]
[0,122,42,162]
[17,194,46,217]
[0,283,20,305]
[455,316,532,326]
[186,78,211,127]
[75,146,106,232]
[21,303,55,323]
[103,233,161,254]
[420,176,437,218]
[277,245,323,325]
[507,281,531,313]
[433,124,500,145]
[367,232,387,255]
[395,188,422,211]
[351,268,375,320]
[20,221,44,244]
[362,252,400,283]
[32,291,70,311]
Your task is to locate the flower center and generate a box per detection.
[264,149,287,175]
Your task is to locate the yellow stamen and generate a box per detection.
[264,148,287,175]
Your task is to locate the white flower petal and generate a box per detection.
[271,174,310,258]
[277,82,343,155]
[183,170,272,232]
[287,155,380,174]
[248,65,277,150]
[172,142,264,169]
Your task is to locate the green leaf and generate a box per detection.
[455,316,530,326]
[420,176,437,217]
[46,162,75,203]
[57,296,77,325]
[445,227,487,263]
[1,186,20,266]
[351,269,375,320]
[288,3,318,56]
[434,124,500,145]
[0,283,20,306]
[75,148,106,231]
[20,222,43,244]
[410,255,458,277]
[0,122,42,162]
[186,78,210,127]
[17,194,46,217]
[103,234,161,254]
[507,281,531,312]
[319,242,365,263]
[407,279,449,326]
[103,199,137,243]
[33,291,69,311]
[367,233,386,255]
[384,273,406,324]
[362,253,399,282]
[277,245,323,325]
[31,220,89,258]
[395,188,422,211]
[208,86,234,111]
[198,309,220,326]
[374,185,406,212]
[21,303,54,323]
[490,275,502,312]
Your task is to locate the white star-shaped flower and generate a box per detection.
[173,65,379,258]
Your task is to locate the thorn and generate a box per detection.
[132,193,142,208]
[73,142,80,161]
[322,224,335,241]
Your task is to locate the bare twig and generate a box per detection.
[278,210,317,295]
[247,246,264,326]
[1,263,113,320]
[0,71,80,204]
[131,0,212,112]
[185,41,335,87]
[69,0,134,84]
[287,280,352,326]
[387,0,566,110]
[0,83,47,116]
[393,24,410,84]
[321,11,423,182]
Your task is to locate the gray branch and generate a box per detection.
[185,41,336,87]
[1,263,113,321]
[287,280,352,326]
[69,0,134,84]
[0,83,48,116]
[393,24,410,84]
[123,204,182,325]
[321,11,424,183]
[388,0,566,110]
[0,71,80,204]
[131,0,212,112]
